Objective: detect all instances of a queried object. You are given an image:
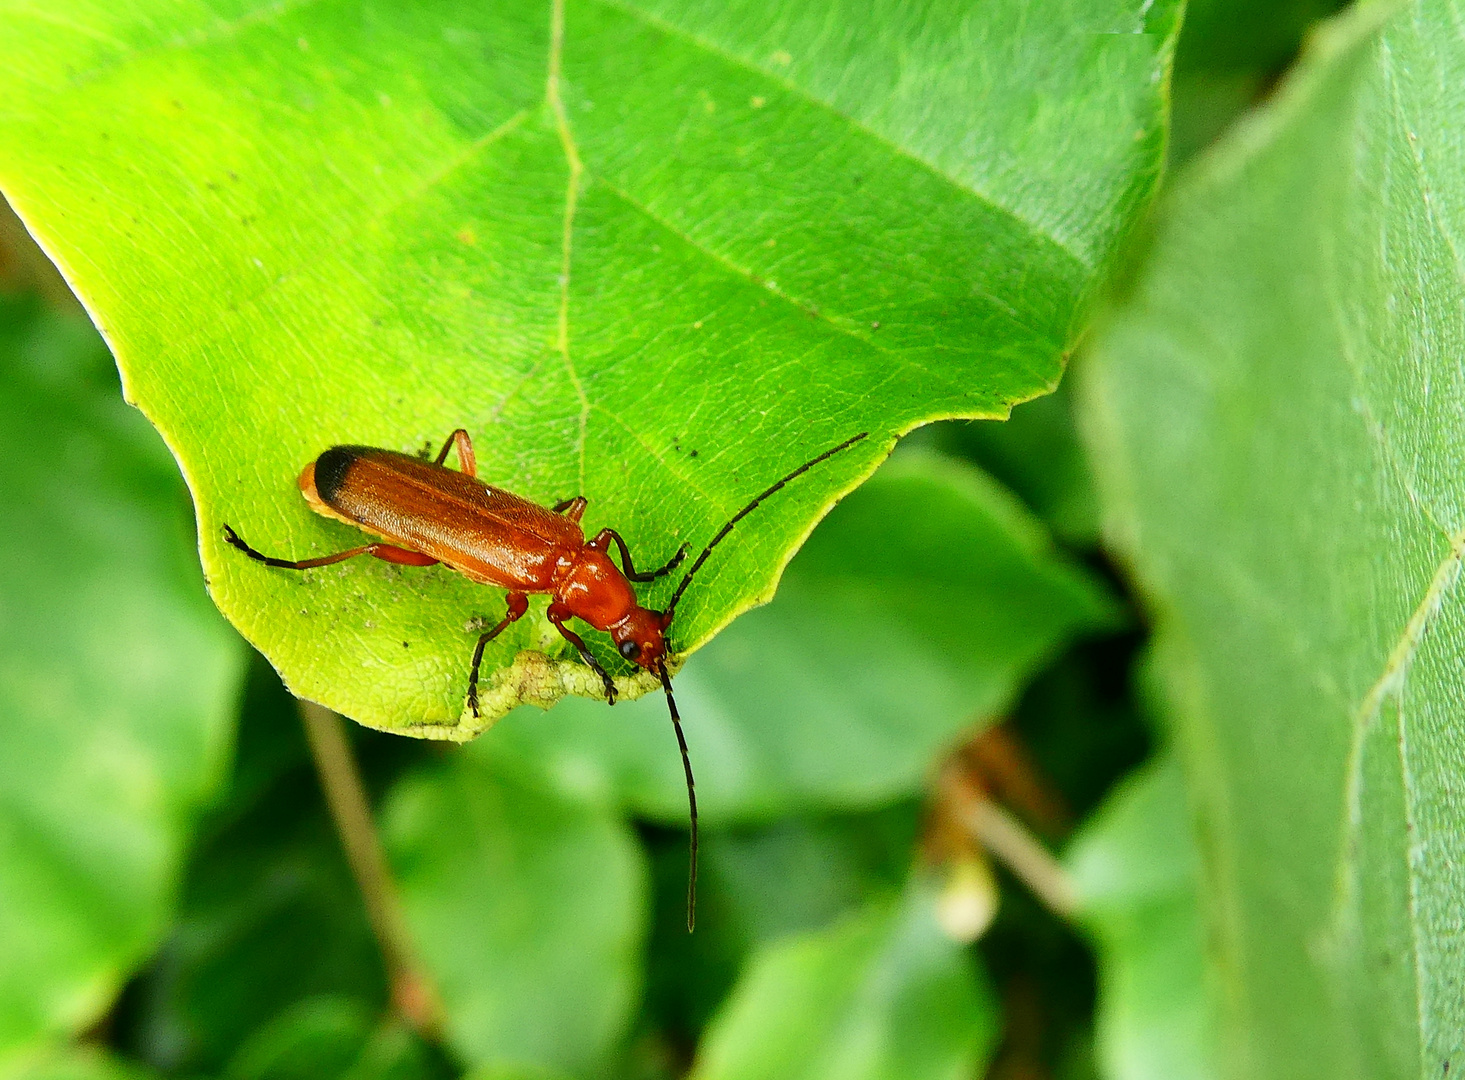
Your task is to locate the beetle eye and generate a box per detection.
[619,640,640,660]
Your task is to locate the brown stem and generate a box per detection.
[961,723,1072,838]
[298,700,440,1033]
[941,769,1078,920]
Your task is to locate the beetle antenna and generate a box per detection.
[663,431,868,620]
[657,661,698,932]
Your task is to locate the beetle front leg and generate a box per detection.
[590,528,689,582]
[466,591,529,717]
[547,602,617,704]
[586,524,688,577]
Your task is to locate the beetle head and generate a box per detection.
[610,606,673,670]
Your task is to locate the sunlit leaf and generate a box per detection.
[0,0,1178,733]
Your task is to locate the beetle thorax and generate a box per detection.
[554,547,638,632]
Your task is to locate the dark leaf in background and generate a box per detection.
[1178,0,1345,74]
[222,997,375,1080]
[1007,633,1153,826]
[924,380,1102,548]
[460,1066,575,1080]
[120,661,386,1076]
[1167,0,1349,165]
[383,744,647,1077]
[220,996,450,1080]
[0,295,244,1063]
[975,872,1098,1079]
[639,806,919,1044]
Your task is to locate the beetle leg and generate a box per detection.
[591,528,690,582]
[432,428,477,478]
[466,591,529,718]
[367,546,439,567]
[551,496,588,522]
[224,525,437,570]
[547,602,617,704]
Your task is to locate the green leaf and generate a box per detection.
[1177,0,1344,74]
[691,877,999,1080]
[222,997,376,1080]
[704,810,918,945]
[1081,0,1465,1071]
[640,806,918,1039]
[1001,639,1154,823]
[1067,754,1215,1080]
[460,1066,574,1078]
[477,449,1118,823]
[382,745,647,1076]
[461,1068,574,1080]
[0,295,244,1066]
[221,996,446,1080]
[0,0,1179,734]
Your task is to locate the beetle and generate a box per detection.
[223,427,869,928]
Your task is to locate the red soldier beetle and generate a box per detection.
[223,428,870,929]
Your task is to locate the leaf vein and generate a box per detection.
[588,402,718,514]
[1312,45,1465,1019]
[1332,524,1465,956]
[549,0,589,492]
[1395,684,1428,1069]
[595,176,1013,403]
[1381,36,1465,294]
[585,0,1090,269]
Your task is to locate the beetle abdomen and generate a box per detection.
[299,445,582,590]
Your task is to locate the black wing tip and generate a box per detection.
[314,445,363,505]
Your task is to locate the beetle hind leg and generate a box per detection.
[466,591,529,718]
[223,525,438,571]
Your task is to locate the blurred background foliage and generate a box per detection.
[0,1,1359,1079]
